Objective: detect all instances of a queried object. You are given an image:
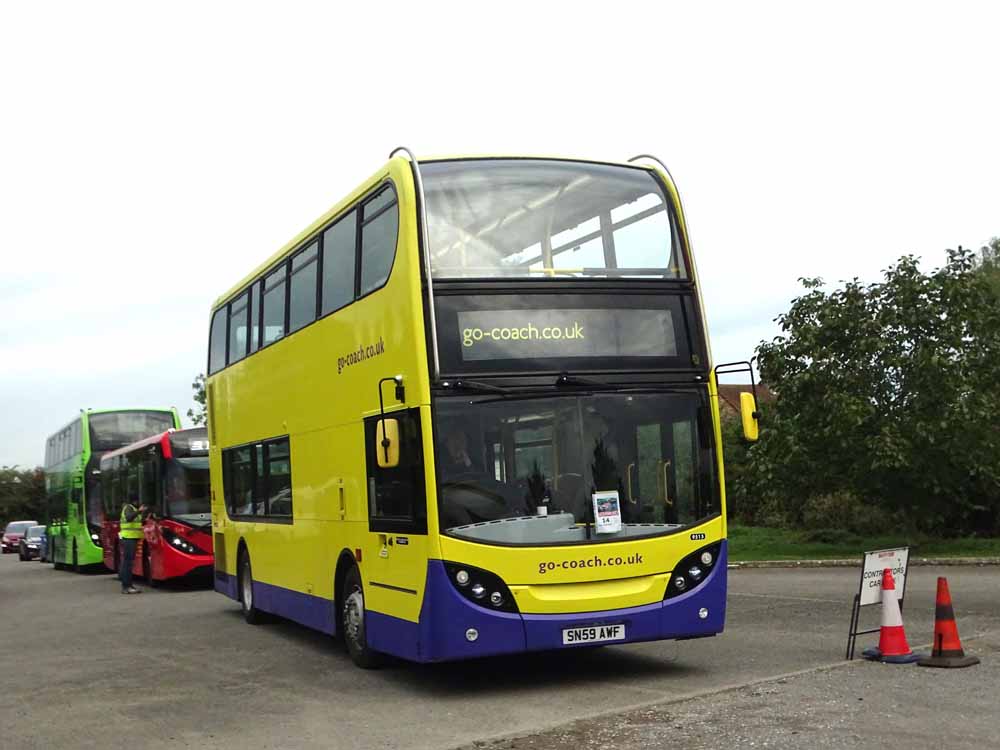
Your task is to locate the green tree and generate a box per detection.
[188,373,207,426]
[979,237,1000,299]
[0,466,47,527]
[750,247,1000,535]
[720,412,757,524]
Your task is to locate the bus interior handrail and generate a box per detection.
[389,146,440,383]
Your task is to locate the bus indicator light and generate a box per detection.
[489,591,503,606]
[699,608,709,620]
[471,583,486,599]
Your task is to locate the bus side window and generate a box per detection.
[359,187,399,296]
[141,451,159,515]
[365,408,426,534]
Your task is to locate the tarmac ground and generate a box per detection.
[0,552,996,749]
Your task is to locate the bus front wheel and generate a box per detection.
[342,567,383,669]
[238,551,266,625]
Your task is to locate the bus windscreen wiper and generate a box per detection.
[555,374,689,394]
[442,380,512,395]
[555,373,615,389]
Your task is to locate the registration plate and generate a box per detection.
[561,624,626,645]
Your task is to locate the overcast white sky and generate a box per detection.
[1,2,997,468]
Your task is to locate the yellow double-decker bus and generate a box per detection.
[206,150,758,668]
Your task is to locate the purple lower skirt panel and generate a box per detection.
[218,543,728,664]
[368,542,728,663]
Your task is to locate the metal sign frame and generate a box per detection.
[845,546,910,660]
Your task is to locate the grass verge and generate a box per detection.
[727,524,1000,562]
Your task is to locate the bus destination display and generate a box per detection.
[457,308,677,361]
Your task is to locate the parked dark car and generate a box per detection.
[2,521,38,554]
[19,525,46,561]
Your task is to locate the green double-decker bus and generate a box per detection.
[43,408,180,570]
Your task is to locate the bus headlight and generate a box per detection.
[664,542,722,600]
[161,528,206,556]
[443,562,519,613]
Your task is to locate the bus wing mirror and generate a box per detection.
[376,418,401,469]
[740,392,759,442]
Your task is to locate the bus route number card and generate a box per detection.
[592,490,623,534]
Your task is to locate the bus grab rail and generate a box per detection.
[389,146,440,382]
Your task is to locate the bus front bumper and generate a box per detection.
[367,542,727,663]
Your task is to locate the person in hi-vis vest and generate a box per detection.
[119,495,148,594]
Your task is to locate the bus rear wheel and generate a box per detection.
[342,567,383,669]
[238,551,266,625]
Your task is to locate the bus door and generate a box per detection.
[627,414,696,526]
[362,408,429,626]
[68,485,83,552]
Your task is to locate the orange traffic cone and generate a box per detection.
[918,577,980,668]
[862,568,921,663]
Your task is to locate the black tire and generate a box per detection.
[238,550,266,625]
[341,566,383,669]
[18,548,26,561]
[72,541,80,573]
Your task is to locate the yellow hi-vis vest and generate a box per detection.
[119,505,144,540]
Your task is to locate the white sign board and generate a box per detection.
[592,491,623,534]
[859,547,909,606]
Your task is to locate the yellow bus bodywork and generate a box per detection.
[208,155,729,661]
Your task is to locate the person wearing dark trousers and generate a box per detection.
[119,497,148,594]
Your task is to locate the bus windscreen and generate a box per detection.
[88,412,176,452]
[423,159,686,280]
[164,456,211,524]
[433,391,718,546]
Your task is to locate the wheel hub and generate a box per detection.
[242,565,253,609]
[344,590,365,648]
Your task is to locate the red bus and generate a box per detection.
[99,427,213,583]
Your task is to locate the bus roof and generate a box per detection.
[45,408,176,438]
[99,429,174,464]
[99,426,208,466]
[209,153,672,311]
